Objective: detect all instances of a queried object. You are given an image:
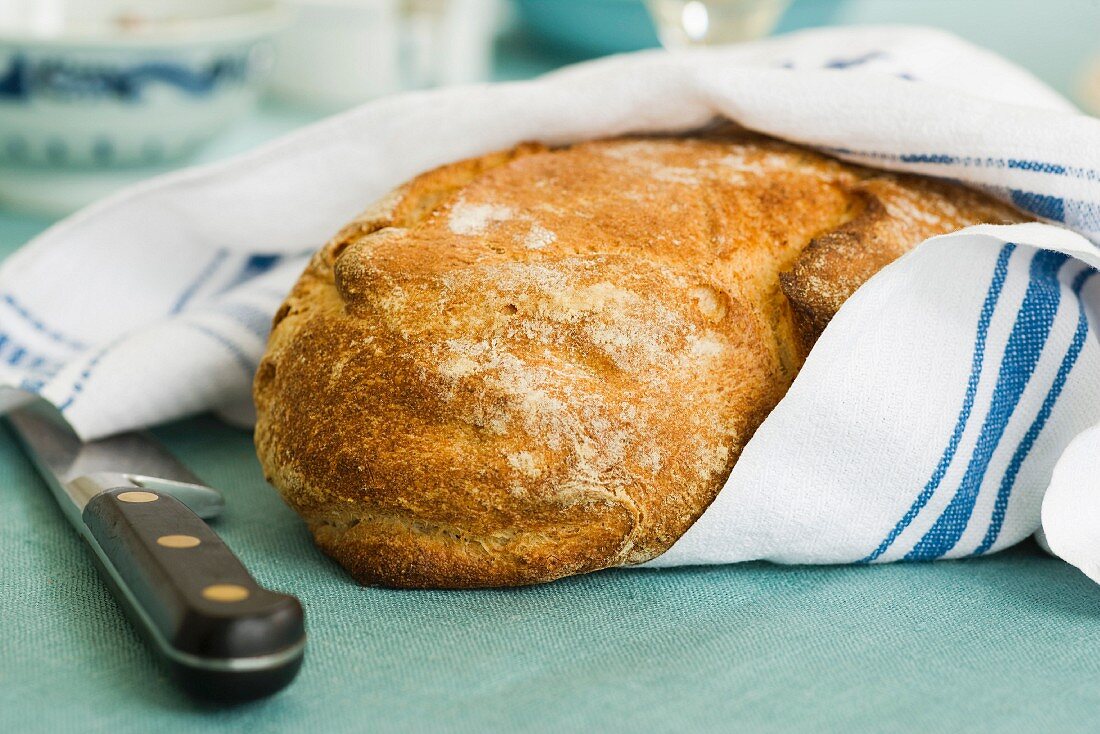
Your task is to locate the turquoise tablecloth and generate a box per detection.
[5,411,1100,733]
[4,100,1100,734]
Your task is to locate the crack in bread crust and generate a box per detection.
[254,131,1026,588]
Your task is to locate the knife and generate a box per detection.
[5,404,306,702]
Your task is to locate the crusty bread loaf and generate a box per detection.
[254,130,1024,588]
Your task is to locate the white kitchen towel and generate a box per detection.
[3,25,1100,580]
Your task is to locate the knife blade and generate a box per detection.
[5,404,306,702]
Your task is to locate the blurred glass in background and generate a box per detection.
[645,0,790,48]
[514,0,1100,108]
[0,0,1097,218]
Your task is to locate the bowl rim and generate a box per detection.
[0,4,287,49]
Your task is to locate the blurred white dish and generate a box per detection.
[0,0,283,173]
[270,0,500,111]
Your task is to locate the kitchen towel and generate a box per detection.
[3,25,1100,580]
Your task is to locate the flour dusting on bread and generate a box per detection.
[448,200,516,235]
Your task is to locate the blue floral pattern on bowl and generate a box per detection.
[0,39,272,170]
[0,54,251,102]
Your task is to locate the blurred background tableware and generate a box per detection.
[512,0,1100,108]
[644,0,790,48]
[1,0,1098,220]
[510,0,834,59]
[270,0,501,111]
[0,0,284,216]
[1080,53,1100,117]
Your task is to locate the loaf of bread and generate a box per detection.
[254,130,1024,588]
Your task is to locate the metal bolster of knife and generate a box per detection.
[6,406,224,521]
[67,472,224,519]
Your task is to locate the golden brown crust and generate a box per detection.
[779,175,1027,351]
[254,131,1025,588]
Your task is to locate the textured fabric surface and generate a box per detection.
[4,415,1100,732]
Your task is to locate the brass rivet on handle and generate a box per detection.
[117,491,159,503]
[157,534,201,549]
[202,584,250,603]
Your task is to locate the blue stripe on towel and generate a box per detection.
[183,322,257,376]
[243,253,281,274]
[899,153,957,165]
[216,301,273,339]
[825,148,1100,184]
[1011,191,1065,223]
[905,249,1068,560]
[56,343,115,413]
[896,156,1068,176]
[0,330,59,374]
[19,376,45,393]
[1008,160,1067,175]
[971,265,1097,555]
[0,292,88,350]
[821,147,1097,230]
[219,254,282,294]
[169,249,230,314]
[823,51,886,69]
[859,243,1016,563]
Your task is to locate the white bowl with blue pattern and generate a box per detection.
[0,0,283,170]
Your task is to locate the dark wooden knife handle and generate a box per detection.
[82,488,305,701]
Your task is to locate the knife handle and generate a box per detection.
[81,488,305,702]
